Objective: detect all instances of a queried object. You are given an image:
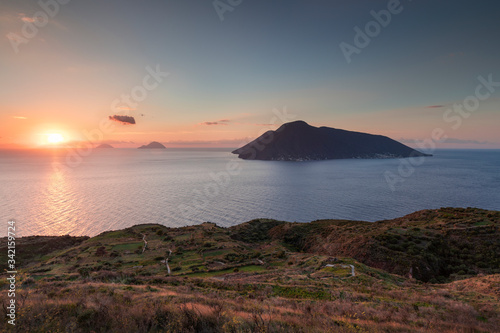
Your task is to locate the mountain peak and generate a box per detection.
[277,120,313,130]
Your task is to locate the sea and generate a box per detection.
[1,148,499,237]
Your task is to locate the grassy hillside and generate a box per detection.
[0,208,498,332]
[268,207,500,282]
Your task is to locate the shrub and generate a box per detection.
[276,250,287,259]
[77,267,91,278]
[95,246,107,257]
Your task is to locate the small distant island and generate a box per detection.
[233,120,431,161]
[138,141,166,149]
[95,143,114,149]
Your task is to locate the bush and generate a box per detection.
[77,267,91,278]
[22,277,35,286]
[276,250,287,259]
[95,246,107,257]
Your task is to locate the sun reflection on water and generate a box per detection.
[36,156,80,235]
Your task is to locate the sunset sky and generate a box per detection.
[1,0,500,149]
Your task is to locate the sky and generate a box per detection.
[1,0,500,149]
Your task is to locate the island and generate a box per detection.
[137,141,166,149]
[95,143,114,148]
[232,120,431,161]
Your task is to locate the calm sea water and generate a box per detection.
[1,149,499,236]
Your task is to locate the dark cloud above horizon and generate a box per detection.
[109,115,136,125]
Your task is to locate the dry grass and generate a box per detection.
[1,274,499,332]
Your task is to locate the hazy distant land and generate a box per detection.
[95,143,114,149]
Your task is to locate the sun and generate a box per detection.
[47,133,65,144]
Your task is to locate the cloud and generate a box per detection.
[202,122,226,126]
[12,116,27,119]
[425,105,445,109]
[16,12,68,31]
[109,115,136,125]
[20,16,35,23]
[200,119,230,126]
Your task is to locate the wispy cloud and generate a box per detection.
[425,105,445,109]
[200,119,231,126]
[12,116,27,119]
[18,12,68,30]
[20,16,35,23]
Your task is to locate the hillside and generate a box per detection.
[232,120,431,161]
[265,207,500,282]
[0,208,498,332]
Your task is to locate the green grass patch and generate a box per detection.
[203,249,230,257]
[112,242,143,251]
[174,233,192,241]
[473,220,491,226]
[185,265,265,277]
[272,285,331,300]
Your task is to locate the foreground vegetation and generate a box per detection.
[0,207,498,332]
